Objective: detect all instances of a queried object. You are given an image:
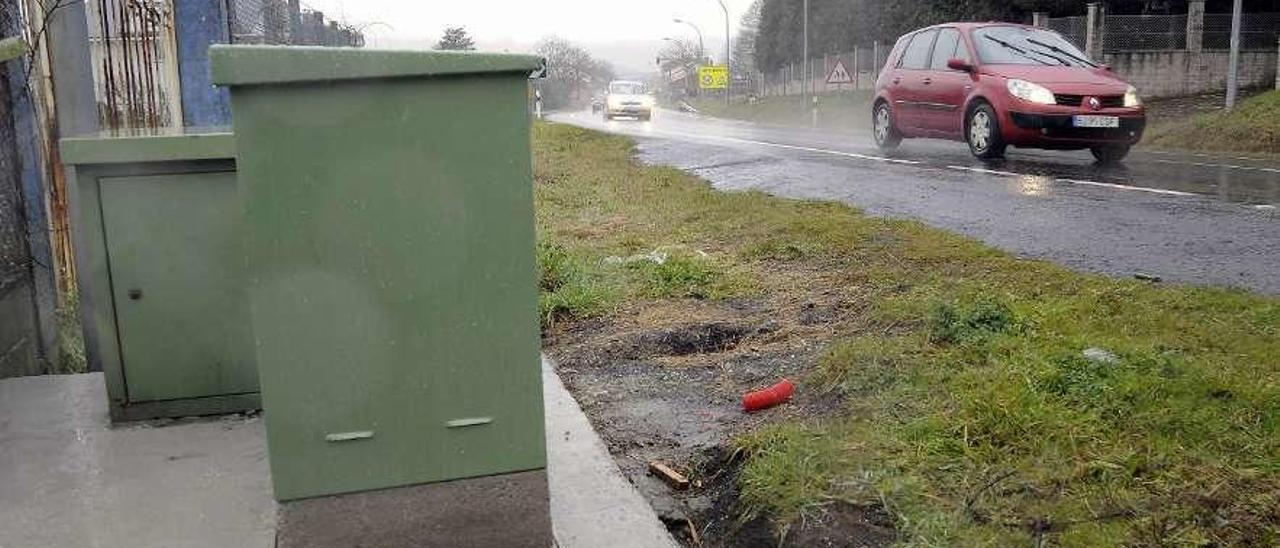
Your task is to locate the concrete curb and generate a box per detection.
[543,358,680,548]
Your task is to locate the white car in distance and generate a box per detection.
[603,80,654,121]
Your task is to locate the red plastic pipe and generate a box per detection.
[742,379,795,412]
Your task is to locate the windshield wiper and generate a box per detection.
[1024,47,1072,66]
[983,35,1052,66]
[1026,38,1098,67]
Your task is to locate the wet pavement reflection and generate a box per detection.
[549,107,1280,294]
[555,108,1280,206]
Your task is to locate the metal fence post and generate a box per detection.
[852,46,859,90]
[1187,0,1205,53]
[872,41,882,85]
[822,53,828,93]
[1275,37,1280,90]
[1033,12,1048,27]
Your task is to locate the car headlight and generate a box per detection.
[607,96,621,108]
[1006,79,1056,105]
[641,96,655,108]
[1123,86,1142,107]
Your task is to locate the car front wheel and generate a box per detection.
[967,102,1007,160]
[872,102,901,150]
[1090,144,1131,165]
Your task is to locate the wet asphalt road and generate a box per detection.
[549,108,1280,295]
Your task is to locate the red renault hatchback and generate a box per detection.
[873,23,1145,163]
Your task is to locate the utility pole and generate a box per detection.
[1225,0,1243,108]
[802,0,809,105]
[714,0,730,107]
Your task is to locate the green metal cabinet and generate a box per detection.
[211,47,547,501]
[62,130,259,422]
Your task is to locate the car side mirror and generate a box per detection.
[1099,63,1112,71]
[946,58,973,72]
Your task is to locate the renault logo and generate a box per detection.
[1088,97,1101,110]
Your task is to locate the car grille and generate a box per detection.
[1053,94,1125,108]
[1044,126,1141,140]
[1010,113,1145,141]
[621,101,642,106]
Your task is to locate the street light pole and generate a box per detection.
[1226,0,1243,108]
[714,0,730,106]
[673,18,705,62]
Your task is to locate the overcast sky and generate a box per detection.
[302,0,755,74]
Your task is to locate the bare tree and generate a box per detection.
[535,36,614,109]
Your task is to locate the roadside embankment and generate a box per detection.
[533,121,1280,546]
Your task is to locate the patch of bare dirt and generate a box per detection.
[544,283,895,547]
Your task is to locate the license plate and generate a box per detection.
[1073,115,1119,128]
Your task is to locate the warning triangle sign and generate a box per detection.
[826,59,854,84]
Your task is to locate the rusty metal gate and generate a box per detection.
[85,0,182,130]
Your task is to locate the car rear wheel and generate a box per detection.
[872,102,901,150]
[966,102,1006,160]
[1090,144,1131,165]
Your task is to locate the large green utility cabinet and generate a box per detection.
[62,130,258,422]
[212,46,550,546]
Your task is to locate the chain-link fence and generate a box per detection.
[1104,14,1188,52]
[1049,11,1280,53]
[1204,12,1280,50]
[753,45,888,99]
[1,0,42,376]
[227,0,364,47]
[1047,16,1088,50]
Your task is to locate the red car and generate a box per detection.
[873,22,1145,163]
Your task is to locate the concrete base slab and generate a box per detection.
[276,469,553,548]
[0,364,675,548]
[0,373,275,548]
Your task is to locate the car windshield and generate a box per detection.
[972,26,1097,67]
[609,82,646,94]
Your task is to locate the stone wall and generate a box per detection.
[1104,49,1279,97]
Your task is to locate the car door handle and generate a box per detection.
[892,77,900,85]
[922,77,932,85]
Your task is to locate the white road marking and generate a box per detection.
[945,165,1021,177]
[945,165,1197,196]
[658,132,924,165]
[1056,178,1197,196]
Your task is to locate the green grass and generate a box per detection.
[1145,90,1280,154]
[536,242,614,327]
[685,91,874,131]
[52,290,87,374]
[532,121,1280,545]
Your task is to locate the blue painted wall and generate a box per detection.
[176,0,231,126]
[7,51,58,367]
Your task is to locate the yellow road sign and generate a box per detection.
[697,65,728,89]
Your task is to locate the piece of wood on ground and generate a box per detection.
[647,461,690,491]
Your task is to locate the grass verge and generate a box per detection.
[533,121,1280,546]
[686,91,873,132]
[1144,89,1280,154]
